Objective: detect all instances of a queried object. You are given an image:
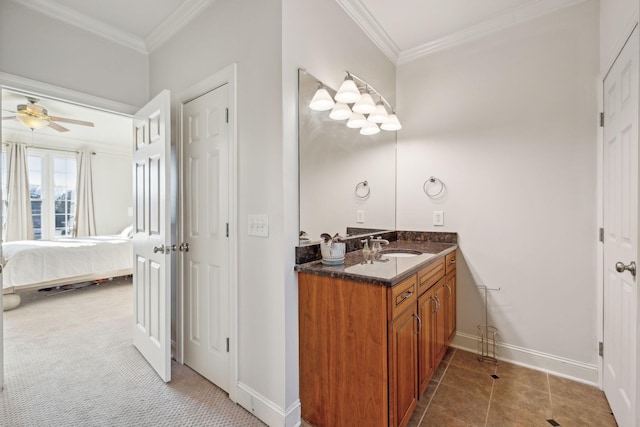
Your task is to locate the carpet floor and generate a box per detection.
[0,277,265,427]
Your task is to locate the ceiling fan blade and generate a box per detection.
[48,116,94,127]
[48,121,69,132]
[2,109,17,114]
[2,116,17,120]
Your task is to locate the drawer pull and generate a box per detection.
[448,259,456,264]
[398,291,414,303]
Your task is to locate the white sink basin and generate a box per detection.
[380,249,422,258]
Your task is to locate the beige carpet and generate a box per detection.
[0,277,265,427]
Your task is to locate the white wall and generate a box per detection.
[0,0,148,107]
[396,1,600,380]
[600,0,638,73]
[148,0,288,424]
[92,153,132,235]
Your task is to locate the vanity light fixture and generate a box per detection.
[334,73,361,104]
[309,84,335,111]
[329,102,352,120]
[352,88,376,115]
[307,70,402,135]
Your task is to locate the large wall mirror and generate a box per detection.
[298,69,396,244]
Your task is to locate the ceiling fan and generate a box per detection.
[2,96,95,132]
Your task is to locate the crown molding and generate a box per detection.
[336,0,400,64]
[145,0,215,52]
[10,0,215,55]
[11,0,147,54]
[338,0,589,66]
[398,0,588,64]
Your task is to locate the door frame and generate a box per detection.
[174,63,238,402]
[0,71,139,391]
[597,15,639,422]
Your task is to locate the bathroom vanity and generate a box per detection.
[295,236,457,427]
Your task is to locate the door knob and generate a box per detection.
[615,261,636,277]
[153,244,165,254]
[179,243,190,252]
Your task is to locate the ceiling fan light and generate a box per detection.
[309,86,335,111]
[352,92,376,115]
[329,102,352,121]
[368,101,389,123]
[360,121,380,136]
[16,114,49,130]
[381,113,402,131]
[335,75,361,104]
[346,112,367,128]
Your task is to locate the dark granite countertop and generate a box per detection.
[294,240,457,286]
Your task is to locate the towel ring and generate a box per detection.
[423,176,445,197]
[355,180,370,199]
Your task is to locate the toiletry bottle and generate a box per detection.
[361,239,370,262]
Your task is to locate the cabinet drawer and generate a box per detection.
[445,251,457,275]
[390,275,417,318]
[417,258,445,295]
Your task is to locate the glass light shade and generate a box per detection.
[368,102,389,123]
[352,92,376,114]
[329,102,352,120]
[309,86,335,111]
[381,113,402,131]
[360,121,380,135]
[335,77,361,104]
[16,114,49,129]
[346,112,367,128]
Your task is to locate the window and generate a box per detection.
[1,149,76,240]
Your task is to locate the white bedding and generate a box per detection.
[2,236,133,290]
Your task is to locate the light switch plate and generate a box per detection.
[433,211,444,227]
[248,214,269,237]
[356,210,365,223]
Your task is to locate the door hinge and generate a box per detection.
[599,112,604,127]
[599,341,603,357]
[226,337,230,353]
[226,222,229,237]
[599,227,604,242]
[225,108,229,123]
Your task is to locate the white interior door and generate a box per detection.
[182,84,230,392]
[132,90,172,382]
[603,26,638,427]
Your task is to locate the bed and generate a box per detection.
[2,231,133,308]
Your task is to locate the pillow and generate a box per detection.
[120,225,134,239]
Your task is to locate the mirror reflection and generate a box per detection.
[298,69,397,244]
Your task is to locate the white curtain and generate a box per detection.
[74,150,96,236]
[5,142,34,241]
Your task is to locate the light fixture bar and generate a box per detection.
[345,71,396,114]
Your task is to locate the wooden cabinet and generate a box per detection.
[298,250,456,427]
[417,287,435,396]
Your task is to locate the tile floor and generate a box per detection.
[301,348,617,427]
[408,348,617,427]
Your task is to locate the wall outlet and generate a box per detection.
[433,211,444,227]
[356,210,365,223]
[248,214,269,237]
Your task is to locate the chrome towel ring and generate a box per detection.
[355,180,370,199]
[423,176,445,197]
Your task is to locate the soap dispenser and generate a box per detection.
[361,238,371,262]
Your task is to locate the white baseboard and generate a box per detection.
[236,382,301,427]
[451,332,599,386]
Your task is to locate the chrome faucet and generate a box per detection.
[370,237,389,261]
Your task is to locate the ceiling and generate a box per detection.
[1,90,132,152]
[11,0,585,61]
[2,0,584,146]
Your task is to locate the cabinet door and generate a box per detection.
[418,289,435,397]
[445,272,457,345]
[389,307,418,427]
[434,280,447,365]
